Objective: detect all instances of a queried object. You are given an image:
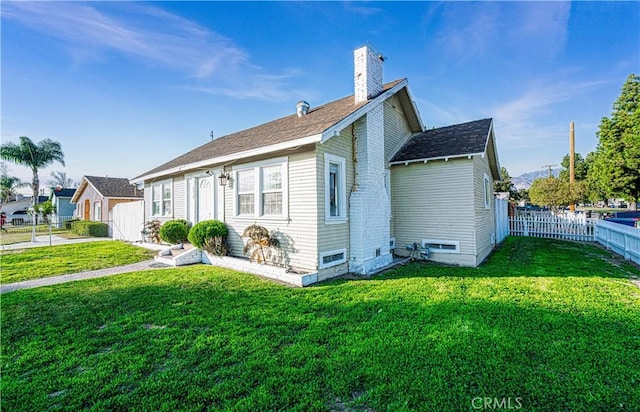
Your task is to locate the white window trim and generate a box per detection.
[232,157,288,220]
[422,239,460,254]
[483,173,491,209]
[319,248,347,269]
[150,178,173,217]
[324,153,347,224]
[93,201,101,221]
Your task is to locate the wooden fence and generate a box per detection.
[509,215,596,242]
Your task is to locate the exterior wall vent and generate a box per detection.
[296,100,310,117]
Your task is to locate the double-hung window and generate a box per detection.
[234,158,288,218]
[237,169,255,215]
[151,180,173,217]
[262,165,283,215]
[324,154,346,222]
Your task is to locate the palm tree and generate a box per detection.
[0,175,29,204]
[46,171,77,188]
[0,136,65,205]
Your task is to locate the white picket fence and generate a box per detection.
[596,220,640,265]
[509,215,596,242]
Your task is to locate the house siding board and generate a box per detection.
[54,197,76,217]
[391,159,477,266]
[473,155,497,265]
[173,176,185,219]
[383,95,413,162]
[75,184,106,222]
[224,150,318,272]
[316,128,354,273]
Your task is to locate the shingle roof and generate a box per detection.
[84,176,143,198]
[136,79,405,179]
[391,118,493,163]
[50,188,76,198]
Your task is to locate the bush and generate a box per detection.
[70,221,109,237]
[188,220,229,255]
[159,220,191,244]
[64,218,80,230]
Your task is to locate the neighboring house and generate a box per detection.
[0,195,48,216]
[389,119,501,267]
[49,187,77,227]
[71,176,143,223]
[132,46,501,281]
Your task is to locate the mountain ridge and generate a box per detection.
[513,169,560,190]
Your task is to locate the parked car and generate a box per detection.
[7,209,31,225]
[605,217,640,228]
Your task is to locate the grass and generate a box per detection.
[0,224,88,246]
[0,241,156,284]
[1,237,639,411]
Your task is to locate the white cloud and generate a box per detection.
[2,2,300,101]
[429,2,571,63]
[493,79,608,140]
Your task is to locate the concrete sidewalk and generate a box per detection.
[1,260,171,293]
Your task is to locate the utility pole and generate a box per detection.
[569,121,576,212]
[541,164,558,178]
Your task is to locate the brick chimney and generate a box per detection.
[354,46,384,103]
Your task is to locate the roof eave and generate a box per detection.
[483,120,502,180]
[389,152,485,166]
[70,178,89,203]
[132,133,323,183]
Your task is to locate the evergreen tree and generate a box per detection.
[588,74,640,209]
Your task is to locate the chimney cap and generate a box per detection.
[296,100,310,117]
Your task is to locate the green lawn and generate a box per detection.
[0,241,156,284]
[1,237,639,411]
[0,224,84,245]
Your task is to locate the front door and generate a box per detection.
[197,177,213,222]
[83,199,90,220]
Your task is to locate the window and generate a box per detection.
[94,202,102,221]
[484,173,492,209]
[237,169,255,215]
[234,158,288,218]
[319,249,347,269]
[151,180,172,217]
[261,165,282,215]
[422,239,460,254]
[324,154,346,222]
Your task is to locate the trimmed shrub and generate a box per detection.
[64,218,80,230]
[159,220,190,245]
[71,221,109,237]
[188,220,229,255]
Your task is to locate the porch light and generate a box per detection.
[218,170,230,187]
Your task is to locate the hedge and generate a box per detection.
[70,221,109,237]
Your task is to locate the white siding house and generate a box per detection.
[132,46,502,284]
[389,119,502,267]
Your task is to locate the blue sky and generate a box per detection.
[2,1,638,188]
